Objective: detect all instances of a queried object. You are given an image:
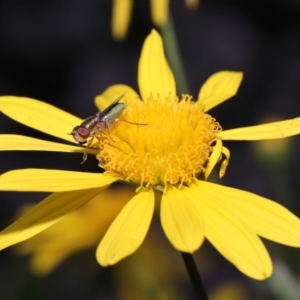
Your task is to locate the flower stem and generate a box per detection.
[181,252,209,300]
[160,15,190,95]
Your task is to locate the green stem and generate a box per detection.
[181,252,209,300]
[160,15,190,95]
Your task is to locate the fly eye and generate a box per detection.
[77,127,90,139]
[71,126,80,135]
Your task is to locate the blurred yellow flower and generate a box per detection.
[14,184,135,275]
[112,0,199,40]
[251,115,293,167]
[1,29,300,280]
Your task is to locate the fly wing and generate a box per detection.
[98,93,126,120]
[80,114,98,128]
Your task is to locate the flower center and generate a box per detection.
[96,94,221,188]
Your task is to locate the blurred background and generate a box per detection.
[0,0,300,299]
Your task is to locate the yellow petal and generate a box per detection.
[0,96,81,143]
[111,0,133,41]
[160,185,205,252]
[197,71,243,112]
[94,84,139,111]
[0,187,105,250]
[29,251,68,276]
[0,169,118,192]
[0,134,98,155]
[183,183,272,279]
[150,0,169,27]
[96,188,154,266]
[219,146,230,179]
[196,181,300,247]
[204,138,222,180]
[138,29,176,101]
[218,118,300,140]
[15,184,135,275]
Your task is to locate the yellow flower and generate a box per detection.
[13,184,135,275]
[251,115,293,167]
[1,29,300,280]
[112,0,199,40]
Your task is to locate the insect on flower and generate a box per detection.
[70,93,144,163]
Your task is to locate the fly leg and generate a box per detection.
[81,135,95,164]
[106,121,116,142]
[121,120,147,126]
[100,121,116,142]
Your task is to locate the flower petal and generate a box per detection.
[195,181,300,247]
[0,187,105,250]
[111,0,133,40]
[150,0,169,26]
[0,169,118,192]
[0,96,81,142]
[0,134,98,155]
[96,188,154,266]
[94,84,139,111]
[15,184,135,275]
[183,183,272,279]
[204,138,222,180]
[160,185,205,252]
[197,71,243,112]
[138,29,176,101]
[218,118,300,140]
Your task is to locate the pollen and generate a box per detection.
[96,95,221,188]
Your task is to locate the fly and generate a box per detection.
[70,94,144,163]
